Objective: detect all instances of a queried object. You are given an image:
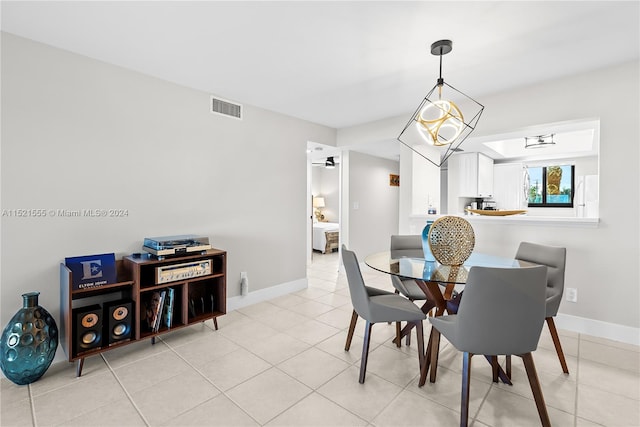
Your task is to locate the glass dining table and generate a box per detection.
[364,249,537,386]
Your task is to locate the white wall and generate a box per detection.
[463,61,639,332]
[338,60,640,340]
[0,33,336,361]
[345,151,399,256]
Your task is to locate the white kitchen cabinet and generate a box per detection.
[493,163,528,209]
[451,152,494,197]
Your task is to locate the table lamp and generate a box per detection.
[313,197,325,222]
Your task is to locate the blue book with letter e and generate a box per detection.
[65,253,117,290]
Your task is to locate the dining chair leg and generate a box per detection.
[345,310,358,351]
[491,356,499,383]
[429,328,441,383]
[359,321,374,384]
[419,326,436,386]
[396,321,402,348]
[521,352,551,427]
[411,300,435,348]
[392,299,435,348]
[415,320,425,368]
[482,355,512,385]
[460,352,473,427]
[506,355,512,379]
[546,317,569,374]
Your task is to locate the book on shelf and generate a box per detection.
[152,290,166,332]
[163,287,175,329]
[142,290,165,332]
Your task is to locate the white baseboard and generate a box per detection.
[556,313,640,346]
[226,278,308,311]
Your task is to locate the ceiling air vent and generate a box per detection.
[210,96,242,120]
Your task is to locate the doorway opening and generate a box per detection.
[307,142,341,266]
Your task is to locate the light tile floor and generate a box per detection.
[2,251,639,426]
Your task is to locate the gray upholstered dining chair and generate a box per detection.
[424,265,551,427]
[390,235,436,346]
[514,241,569,374]
[342,245,427,383]
[344,285,396,352]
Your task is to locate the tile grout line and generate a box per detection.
[573,333,581,427]
[157,333,265,426]
[466,355,493,427]
[100,353,151,427]
[28,383,37,427]
[161,320,373,425]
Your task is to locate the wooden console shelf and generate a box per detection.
[60,249,226,376]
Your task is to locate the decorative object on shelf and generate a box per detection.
[525,133,556,149]
[0,292,58,385]
[73,304,103,354]
[421,220,436,262]
[389,174,400,186]
[143,235,211,259]
[428,216,475,266]
[104,299,133,345]
[397,39,484,168]
[313,196,326,221]
[64,253,116,291]
[465,209,527,216]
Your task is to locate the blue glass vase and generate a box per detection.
[421,220,436,262]
[0,292,58,385]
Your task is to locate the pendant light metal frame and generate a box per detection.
[397,40,484,168]
[524,133,556,149]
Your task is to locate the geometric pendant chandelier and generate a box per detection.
[397,40,484,168]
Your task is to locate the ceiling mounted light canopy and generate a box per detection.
[525,133,556,149]
[397,40,484,167]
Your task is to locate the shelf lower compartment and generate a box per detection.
[188,310,225,324]
[139,322,187,341]
[138,311,222,340]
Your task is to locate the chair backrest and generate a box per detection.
[515,242,566,317]
[428,216,475,266]
[389,235,423,295]
[341,245,372,320]
[454,265,548,355]
[389,234,423,259]
[390,235,422,251]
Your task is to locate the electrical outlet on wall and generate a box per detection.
[565,287,577,303]
[240,272,248,296]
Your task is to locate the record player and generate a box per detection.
[143,235,211,259]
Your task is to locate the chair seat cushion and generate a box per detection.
[368,295,426,323]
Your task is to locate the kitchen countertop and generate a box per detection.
[411,214,600,228]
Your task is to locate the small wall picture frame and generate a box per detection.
[389,174,400,186]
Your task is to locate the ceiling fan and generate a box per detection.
[311,156,340,168]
